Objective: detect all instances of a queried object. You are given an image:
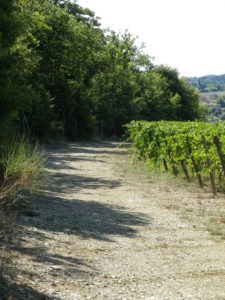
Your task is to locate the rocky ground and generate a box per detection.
[1,141,225,300]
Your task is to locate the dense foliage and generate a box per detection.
[0,0,204,139]
[126,120,225,193]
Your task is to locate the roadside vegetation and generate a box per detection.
[126,120,225,195]
[0,136,44,209]
[120,150,225,240]
[0,136,44,282]
[126,120,225,238]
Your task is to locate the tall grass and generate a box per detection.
[0,136,45,208]
[0,136,45,282]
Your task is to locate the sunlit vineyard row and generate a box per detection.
[126,121,225,194]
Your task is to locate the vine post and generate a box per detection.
[213,135,225,176]
[190,155,203,188]
[174,138,190,182]
[152,129,168,171]
[187,138,203,188]
[0,162,5,186]
[165,140,178,176]
[201,135,216,195]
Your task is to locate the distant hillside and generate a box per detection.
[187,74,225,92]
[186,74,225,121]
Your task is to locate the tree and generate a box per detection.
[89,31,141,135]
[0,0,205,139]
[0,0,20,134]
[153,65,202,120]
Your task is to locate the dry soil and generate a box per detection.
[2,141,225,300]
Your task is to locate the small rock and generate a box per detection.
[51,265,62,270]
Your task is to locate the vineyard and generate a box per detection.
[126,121,225,195]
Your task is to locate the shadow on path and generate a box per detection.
[21,194,149,242]
[5,141,149,299]
[0,275,57,300]
[46,172,122,194]
[46,141,128,169]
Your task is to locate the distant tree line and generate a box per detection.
[0,0,205,139]
[188,74,225,93]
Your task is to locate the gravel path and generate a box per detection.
[4,141,225,299]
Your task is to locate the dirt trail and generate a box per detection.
[4,142,225,299]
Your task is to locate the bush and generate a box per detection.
[0,136,45,208]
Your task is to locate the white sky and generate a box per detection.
[77,0,225,77]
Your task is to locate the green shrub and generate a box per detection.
[0,136,45,207]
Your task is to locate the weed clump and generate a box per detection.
[0,136,44,208]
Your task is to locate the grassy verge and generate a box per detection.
[0,136,45,278]
[117,151,225,240]
[0,136,45,208]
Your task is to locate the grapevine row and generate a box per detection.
[126,121,225,195]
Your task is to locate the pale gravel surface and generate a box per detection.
[4,141,225,299]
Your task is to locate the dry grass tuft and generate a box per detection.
[0,136,45,275]
[0,137,45,208]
